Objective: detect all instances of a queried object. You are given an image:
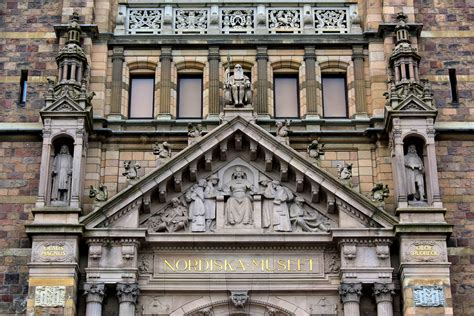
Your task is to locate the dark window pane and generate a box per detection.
[274,75,299,118]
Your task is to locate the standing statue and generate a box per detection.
[289,197,329,232]
[224,167,254,225]
[51,145,73,204]
[307,140,325,161]
[275,120,290,145]
[204,175,220,232]
[404,144,426,201]
[224,64,252,107]
[271,181,293,232]
[185,180,207,232]
[123,160,141,181]
[261,179,276,228]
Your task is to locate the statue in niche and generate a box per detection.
[307,140,325,162]
[224,64,252,107]
[89,184,108,202]
[147,198,188,233]
[371,183,390,202]
[51,145,73,204]
[152,141,171,159]
[224,167,255,225]
[404,144,426,201]
[289,197,329,232]
[204,174,220,232]
[185,180,207,232]
[271,181,293,232]
[275,120,290,145]
[123,160,141,181]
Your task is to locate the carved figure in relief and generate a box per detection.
[89,184,108,202]
[404,144,426,201]
[371,183,390,202]
[225,64,252,107]
[275,120,290,145]
[204,174,220,231]
[147,198,188,233]
[188,123,204,145]
[224,167,254,225]
[261,179,275,228]
[337,162,352,180]
[51,145,73,204]
[307,140,325,161]
[271,181,293,232]
[152,141,171,158]
[185,180,207,232]
[123,160,141,180]
[289,197,329,232]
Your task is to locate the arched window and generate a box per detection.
[127,61,157,119]
[319,60,350,118]
[271,60,301,118]
[175,61,206,119]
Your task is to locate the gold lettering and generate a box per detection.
[175,259,188,271]
[164,259,176,272]
[277,259,287,271]
[238,259,246,271]
[287,259,291,271]
[309,258,313,271]
[297,259,302,271]
[214,259,223,272]
[224,260,235,271]
[265,259,275,272]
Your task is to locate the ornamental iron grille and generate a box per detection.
[267,8,302,33]
[314,8,349,33]
[221,8,255,34]
[174,9,209,34]
[127,8,163,34]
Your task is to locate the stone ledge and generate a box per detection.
[25,224,84,236]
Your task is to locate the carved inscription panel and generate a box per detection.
[34,286,66,307]
[32,241,75,263]
[403,240,446,263]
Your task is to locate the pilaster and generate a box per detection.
[208,46,221,117]
[109,46,125,119]
[352,45,367,117]
[159,46,173,118]
[339,283,362,316]
[255,46,268,116]
[304,46,318,117]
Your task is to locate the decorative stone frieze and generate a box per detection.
[127,9,162,34]
[314,8,349,33]
[221,9,255,34]
[175,9,209,34]
[267,9,302,33]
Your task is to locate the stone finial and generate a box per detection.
[373,283,395,304]
[116,283,140,304]
[339,283,362,303]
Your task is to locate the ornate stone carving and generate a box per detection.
[371,183,389,202]
[224,64,252,107]
[289,196,330,232]
[146,198,189,233]
[185,179,207,232]
[188,123,204,145]
[204,174,221,231]
[83,283,105,304]
[307,140,325,162]
[405,240,446,262]
[224,167,255,226]
[314,8,349,33]
[342,244,357,260]
[404,144,426,202]
[373,283,395,303]
[138,254,153,273]
[268,9,301,33]
[275,120,290,145]
[88,244,102,263]
[229,290,249,308]
[339,283,362,303]
[324,252,341,274]
[260,180,292,231]
[152,141,171,159]
[175,9,208,34]
[376,244,390,260]
[337,162,352,187]
[413,285,445,307]
[116,283,140,304]
[32,241,74,263]
[51,145,73,205]
[89,184,108,202]
[123,160,141,181]
[128,9,162,34]
[34,286,66,307]
[221,9,254,34]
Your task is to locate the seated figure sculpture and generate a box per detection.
[224,167,254,225]
[225,64,252,107]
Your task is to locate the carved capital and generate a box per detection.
[84,283,106,304]
[339,283,362,303]
[112,47,124,61]
[116,283,140,305]
[373,283,395,304]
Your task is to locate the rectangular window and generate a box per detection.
[177,75,203,118]
[129,76,155,118]
[449,68,459,104]
[322,74,348,118]
[274,75,299,118]
[19,70,28,105]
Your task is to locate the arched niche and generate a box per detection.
[402,135,427,204]
[48,135,75,206]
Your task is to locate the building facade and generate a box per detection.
[0,0,473,315]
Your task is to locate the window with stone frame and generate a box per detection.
[322,73,348,118]
[274,74,300,118]
[128,75,155,118]
[177,74,203,119]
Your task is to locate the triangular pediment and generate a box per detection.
[42,95,86,113]
[393,94,436,112]
[80,116,398,232]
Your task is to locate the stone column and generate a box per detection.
[110,46,124,117]
[159,46,173,117]
[116,283,140,316]
[352,45,367,116]
[208,46,221,117]
[84,283,105,316]
[373,283,394,316]
[339,283,362,316]
[255,46,268,116]
[304,46,318,117]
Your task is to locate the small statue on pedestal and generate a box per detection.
[224,64,252,107]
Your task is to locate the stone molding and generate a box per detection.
[339,283,362,303]
[83,283,105,304]
[116,283,140,304]
[373,283,395,304]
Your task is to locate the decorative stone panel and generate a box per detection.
[313,8,349,33]
[127,8,163,34]
[221,8,255,34]
[267,8,302,33]
[174,9,209,34]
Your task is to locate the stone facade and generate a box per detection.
[0,1,473,316]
